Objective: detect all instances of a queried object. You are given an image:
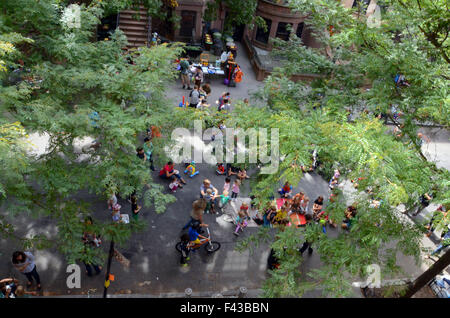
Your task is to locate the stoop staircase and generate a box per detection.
[117,5,151,49]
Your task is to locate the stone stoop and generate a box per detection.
[118,5,150,49]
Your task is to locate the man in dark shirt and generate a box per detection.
[299,214,314,255]
[180,58,191,90]
[136,147,146,161]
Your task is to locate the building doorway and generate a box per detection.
[97,14,118,41]
[232,24,246,42]
[153,7,175,41]
[179,10,197,38]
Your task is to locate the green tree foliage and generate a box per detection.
[232,0,449,297]
[0,0,180,264]
[204,0,265,36]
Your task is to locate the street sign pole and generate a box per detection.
[103,240,115,298]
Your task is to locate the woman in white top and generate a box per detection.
[12,251,41,290]
[220,50,230,69]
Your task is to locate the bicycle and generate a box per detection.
[176,227,221,254]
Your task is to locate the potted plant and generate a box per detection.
[185,45,203,58]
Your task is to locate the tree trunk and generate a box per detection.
[402,249,450,298]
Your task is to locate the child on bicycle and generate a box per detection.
[188,221,208,246]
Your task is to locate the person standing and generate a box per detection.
[180,58,191,90]
[136,146,146,162]
[12,251,41,290]
[143,137,155,171]
[194,66,203,87]
[412,192,432,216]
[220,50,229,70]
[299,214,314,255]
[231,179,241,201]
[188,85,200,108]
[218,92,230,111]
[82,217,103,277]
[425,205,447,237]
[182,198,208,230]
[204,188,218,214]
[179,233,191,267]
[107,190,117,210]
[223,177,231,193]
[131,194,141,221]
[111,203,122,222]
[430,226,450,256]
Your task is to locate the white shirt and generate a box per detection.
[220,52,228,63]
[109,194,117,205]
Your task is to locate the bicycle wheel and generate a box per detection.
[175,242,182,253]
[204,241,221,253]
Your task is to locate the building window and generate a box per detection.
[275,22,291,41]
[180,10,196,37]
[255,18,272,44]
[296,22,304,39]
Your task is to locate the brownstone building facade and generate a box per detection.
[171,0,320,49]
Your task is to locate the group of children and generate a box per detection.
[107,190,141,223]
[262,191,311,228]
[217,176,252,236]
[202,173,245,209]
[264,177,359,235]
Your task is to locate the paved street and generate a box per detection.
[0,42,448,297]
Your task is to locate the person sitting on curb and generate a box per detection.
[278,182,293,198]
[200,179,218,199]
[0,278,19,298]
[159,161,186,185]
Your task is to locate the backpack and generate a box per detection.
[235,68,243,83]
